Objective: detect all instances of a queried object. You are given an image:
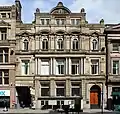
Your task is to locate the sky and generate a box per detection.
[0,0,120,24]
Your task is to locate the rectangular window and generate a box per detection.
[41,59,49,75]
[0,70,9,85]
[56,59,65,75]
[8,13,10,18]
[56,19,60,25]
[71,60,79,74]
[21,60,29,75]
[71,82,81,96]
[41,19,44,25]
[71,19,75,25]
[1,29,7,40]
[56,82,65,96]
[61,19,65,25]
[0,48,9,63]
[113,60,119,74]
[41,82,49,96]
[46,19,49,25]
[1,13,6,18]
[91,60,99,74]
[113,43,119,51]
[76,19,80,25]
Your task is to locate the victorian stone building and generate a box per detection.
[105,24,120,109]
[0,0,20,108]
[0,0,106,109]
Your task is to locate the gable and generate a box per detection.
[16,31,34,36]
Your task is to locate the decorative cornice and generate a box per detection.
[16,31,34,36]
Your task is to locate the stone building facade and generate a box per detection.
[0,0,106,109]
[105,24,120,109]
[0,0,21,108]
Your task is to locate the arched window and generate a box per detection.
[57,39,63,50]
[73,39,79,50]
[92,39,98,51]
[23,39,29,51]
[42,39,48,50]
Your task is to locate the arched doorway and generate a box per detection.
[90,85,101,109]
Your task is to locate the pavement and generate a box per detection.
[0,108,118,114]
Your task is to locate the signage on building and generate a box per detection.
[0,90,10,96]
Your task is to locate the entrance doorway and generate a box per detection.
[90,85,101,109]
[16,87,31,108]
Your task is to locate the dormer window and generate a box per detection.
[92,39,98,51]
[42,38,48,50]
[23,39,29,51]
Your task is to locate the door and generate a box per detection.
[90,85,101,109]
[90,92,98,107]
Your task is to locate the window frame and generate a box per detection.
[0,48,9,63]
[91,38,98,51]
[91,59,99,75]
[56,59,65,75]
[21,60,30,75]
[42,36,48,50]
[0,69,9,85]
[23,39,29,51]
[71,60,79,75]
[112,60,119,75]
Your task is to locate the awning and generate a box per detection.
[112,92,120,96]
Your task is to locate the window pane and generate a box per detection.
[4,78,9,84]
[5,54,8,62]
[57,88,64,96]
[0,54,3,62]
[72,65,75,74]
[41,88,49,96]
[113,61,119,74]
[113,43,119,51]
[72,88,80,96]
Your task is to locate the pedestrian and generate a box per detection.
[3,99,8,111]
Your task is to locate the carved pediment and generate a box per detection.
[90,31,101,36]
[16,31,34,36]
[0,20,10,26]
[50,2,71,15]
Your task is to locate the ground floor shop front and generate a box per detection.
[34,79,106,109]
[0,88,16,108]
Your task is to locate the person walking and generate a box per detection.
[3,99,8,111]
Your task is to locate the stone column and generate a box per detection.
[50,58,53,75]
[35,36,39,50]
[69,58,71,75]
[66,58,68,75]
[66,78,70,97]
[35,80,40,109]
[35,58,38,75]
[81,80,86,107]
[50,79,55,97]
[108,40,112,73]
[38,58,41,75]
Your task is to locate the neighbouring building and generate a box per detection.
[105,24,120,109]
[0,0,106,109]
[0,0,19,108]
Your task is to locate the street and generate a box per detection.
[0,109,118,114]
